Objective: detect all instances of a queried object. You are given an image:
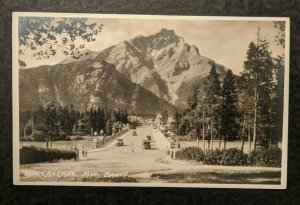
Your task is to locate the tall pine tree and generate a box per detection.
[240,28,275,150]
[221,69,239,149]
[204,62,222,149]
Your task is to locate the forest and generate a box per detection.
[20,104,130,147]
[170,28,284,152]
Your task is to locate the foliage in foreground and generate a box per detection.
[175,147,281,167]
[20,146,76,164]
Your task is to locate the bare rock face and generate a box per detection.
[88,28,227,105]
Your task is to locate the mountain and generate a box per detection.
[60,28,228,106]
[22,28,229,113]
[19,60,175,116]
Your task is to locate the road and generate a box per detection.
[82,125,171,173]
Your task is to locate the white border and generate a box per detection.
[12,12,290,189]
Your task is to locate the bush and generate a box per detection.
[20,146,76,164]
[174,146,281,167]
[204,149,223,165]
[52,132,67,141]
[20,136,34,141]
[220,148,248,166]
[175,147,205,162]
[32,133,47,141]
[250,147,281,167]
[32,132,67,141]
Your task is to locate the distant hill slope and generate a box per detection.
[19,60,175,116]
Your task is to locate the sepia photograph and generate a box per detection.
[12,13,289,188]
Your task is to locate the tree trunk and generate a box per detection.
[202,108,205,152]
[248,115,251,155]
[23,127,26,138]
[241,114,245,153]
[31,110,35,135]
[241,137,244,153]
[253,88,258,151]
[210,120,213,150]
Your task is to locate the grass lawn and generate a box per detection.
[150,170,281,184]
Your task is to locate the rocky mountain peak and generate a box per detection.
[155,28,176,37]
[54,28,227,107]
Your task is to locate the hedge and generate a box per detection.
[20,146,76,164]
[249,147,282,167]
[175,147,281,167]
[175,147,205,162]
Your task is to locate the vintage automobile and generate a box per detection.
[143,135,152,149]
[132,131,137,136]
[116,139,124,146]
[143,140,151,149]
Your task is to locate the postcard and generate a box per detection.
[13,12,289,188]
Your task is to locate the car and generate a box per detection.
[143,140,151,149]
[143,135,152,149]
[116,139,124,146]
[132,131,137,136]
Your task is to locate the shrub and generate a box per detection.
[220,148,248,166]
[32,132,67,141]
[20,136,34,141]
[52,132,67,140]
[73,136,84,140]
[32,133,47,141]
[20,146,76,164]
[250,147,281,167]
[175,147,205,162]
[204,149,223,165]
[174,146,281,167]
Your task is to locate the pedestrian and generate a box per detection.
[76,148,79,160]
[84,149,88,157]
[82,150,85,158]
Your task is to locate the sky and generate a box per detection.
[19,17,285,75]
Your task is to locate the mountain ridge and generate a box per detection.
[23,28,229,109]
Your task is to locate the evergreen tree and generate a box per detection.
[204,62,222,149]
[36,103,60,148]
[240,28,275,150]
[105,119,112,135]
[172,110,182,135]
[188,85,199,111]
[220,69,239,148]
